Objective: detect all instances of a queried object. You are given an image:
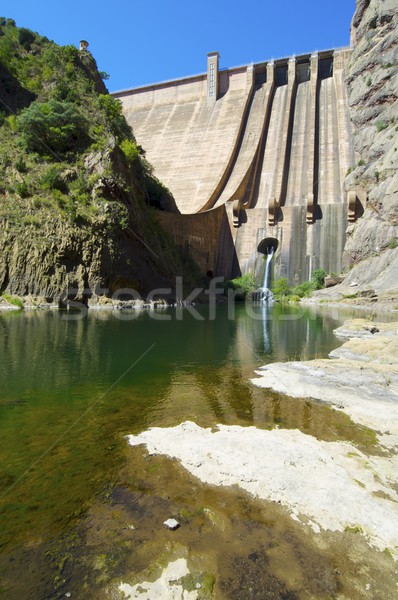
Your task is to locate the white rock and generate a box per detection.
[163,518,180,530]
[128,422,398,554]
[119,558,197,599]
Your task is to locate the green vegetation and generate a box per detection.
[0,17,198,299]
[388,238,397,249]
[0,19,186,254]
[227,273,258,295]
[271,277,291,299]
[375,120,388,132]
[0,17,166,223]
[0,18,133,227]
[1,293,23,308]
[119,138,139,164]
[311,268,326,288]
[344,524,363,534]
[271,269,326,301]
[17,99,90,156]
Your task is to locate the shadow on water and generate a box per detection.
[0,304,397,598]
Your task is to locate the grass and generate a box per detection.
[1,293,24,309]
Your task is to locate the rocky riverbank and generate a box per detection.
[124,316,398,600]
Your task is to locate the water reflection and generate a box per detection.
[0,304,395,553]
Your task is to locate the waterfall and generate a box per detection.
[262,247,274,290]
[252,247,274,303]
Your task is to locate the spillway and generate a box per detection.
[114,48,356,285]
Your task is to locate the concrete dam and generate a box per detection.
[114,49,360,285]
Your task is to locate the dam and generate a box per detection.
[114,49,360,285]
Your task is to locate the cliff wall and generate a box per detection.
[0,19,196,305]
[339,0,398,295]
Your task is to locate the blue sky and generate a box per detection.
[4,0,356,92]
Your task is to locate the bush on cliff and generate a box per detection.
[17,99,91,156]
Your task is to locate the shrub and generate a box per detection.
[15,181,30,198]
[228,273,258,294]
[17,100,90,156]
[271,277,291,299]
[40,166,67,192]
[15,157,28,173]
[311,268,326,289]
[17,28,36,50]
[52,189,67,208]
[7,115,17,132]
[97,94,131,140]
[291,281,316,298]
[388,238,397,249]
[0,18,16,29]
[119,139,139,164]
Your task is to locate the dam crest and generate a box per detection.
[114,48,361,285]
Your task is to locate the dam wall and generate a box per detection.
[114,48,357,285]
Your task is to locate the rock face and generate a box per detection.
[0,20,197,303]
[342,0,398,294]
[0,138,190,303]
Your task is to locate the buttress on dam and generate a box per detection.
[114,49,363,285]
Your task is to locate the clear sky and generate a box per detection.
[4,0,356,92]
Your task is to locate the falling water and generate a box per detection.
[262,247,274,289]
[253,247,274,303]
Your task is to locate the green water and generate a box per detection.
[0,303,395,598]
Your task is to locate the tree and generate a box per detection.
[17,100,90,157]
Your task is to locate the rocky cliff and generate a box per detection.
[0,19,194,306]
[338,0,398,296]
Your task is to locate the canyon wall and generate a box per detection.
[337,0,398,295]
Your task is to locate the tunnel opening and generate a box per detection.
[255,66,267,86]
[319,57,333,79]
[275,65,288,86]
[257,237,279,255]
[296,61,310,83]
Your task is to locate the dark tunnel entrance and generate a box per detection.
[257,237,279,255]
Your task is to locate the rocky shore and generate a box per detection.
[126,318,398,568]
